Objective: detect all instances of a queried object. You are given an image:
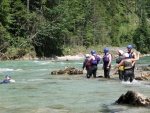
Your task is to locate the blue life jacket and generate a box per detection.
[116,56,124,64]
[128,51,134,58]
[2,79,10,83]
[103,54,109,63]
[91,56,100,65]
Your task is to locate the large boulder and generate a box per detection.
[116,91,150,106]
[135,72,150,81]
[51,67,83,75]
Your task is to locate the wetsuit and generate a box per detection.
[124,60,134,82]
[116,56,124,80]
[103,54,111,78]
[87,55,100,78]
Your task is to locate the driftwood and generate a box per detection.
[116,91,150,106]
[51,67,83,75]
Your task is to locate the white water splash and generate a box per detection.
[0,68,14,72]
[121,79,143,86]
[39,69,48,71]
[33,61,39,63]
[40,62,51,65]
[28,79,44,81]
[0,68,23,72]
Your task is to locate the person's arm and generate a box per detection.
[132,51,137,64]
[131,52,140,62]
[113,60,124,69]
[107,54,112,67]
[82,59,86,69]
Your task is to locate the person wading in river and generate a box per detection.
[82,54,91,78]
[87,50,100,78]
[116,50,124,80]
[127,45,137,78]
[113,52,140,82]
[103,48,112,78]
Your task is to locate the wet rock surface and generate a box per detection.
[136,66,150,71]
[135,72,150,81]
[51,67,83,75]
[116,91,150,106]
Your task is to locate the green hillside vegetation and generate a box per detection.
[0,0,150,59]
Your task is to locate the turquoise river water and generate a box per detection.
[0,57,150,113]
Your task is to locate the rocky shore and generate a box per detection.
[1,46,150,61]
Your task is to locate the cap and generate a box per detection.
[118,50,124,55]
[6,74,11,78]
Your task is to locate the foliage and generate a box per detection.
[0,0,150,59]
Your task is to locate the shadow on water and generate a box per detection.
[99,103,125,113]
[99,103,150,113]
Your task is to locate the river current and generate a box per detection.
[0,57,150,113]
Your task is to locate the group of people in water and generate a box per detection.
[1,44,139,84]
[82,44,140,82]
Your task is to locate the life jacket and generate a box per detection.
[116,56,124,65]
[86,60,91,66]
[128,51,134,58]
[116,56,125,70]
[124,60,132,70]
[90,55,100,65]
[103,54,110,63]
[2,79,10,83]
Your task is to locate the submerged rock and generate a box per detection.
[51,67,83,75]
[137,66,150,71]
[116,91,150,106]
[135,72,150,81]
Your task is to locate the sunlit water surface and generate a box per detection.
[0,57,150,113]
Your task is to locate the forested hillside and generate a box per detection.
[0,0,150,59]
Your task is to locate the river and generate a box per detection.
[0,57,150,113]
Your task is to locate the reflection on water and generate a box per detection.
[0,58,150,113]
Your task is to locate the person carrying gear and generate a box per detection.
[103,48,112,78]
[113,52,140,82]
[82,54,91,78]
[127,45,137,78]
[116,50,124,80]
[87,50,100,78]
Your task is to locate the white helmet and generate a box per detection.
[85,54,90,58]
[124,53,129,58]
[118,50,124,55]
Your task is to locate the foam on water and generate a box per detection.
[121,79,142,84]
[27,79,44,81]
[40,62,51,65]
[0,68,23,72]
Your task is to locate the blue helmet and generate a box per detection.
[127,45,132,49]
[104,48,109,53]
[91,50,96,55]
[6,74,11,78]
